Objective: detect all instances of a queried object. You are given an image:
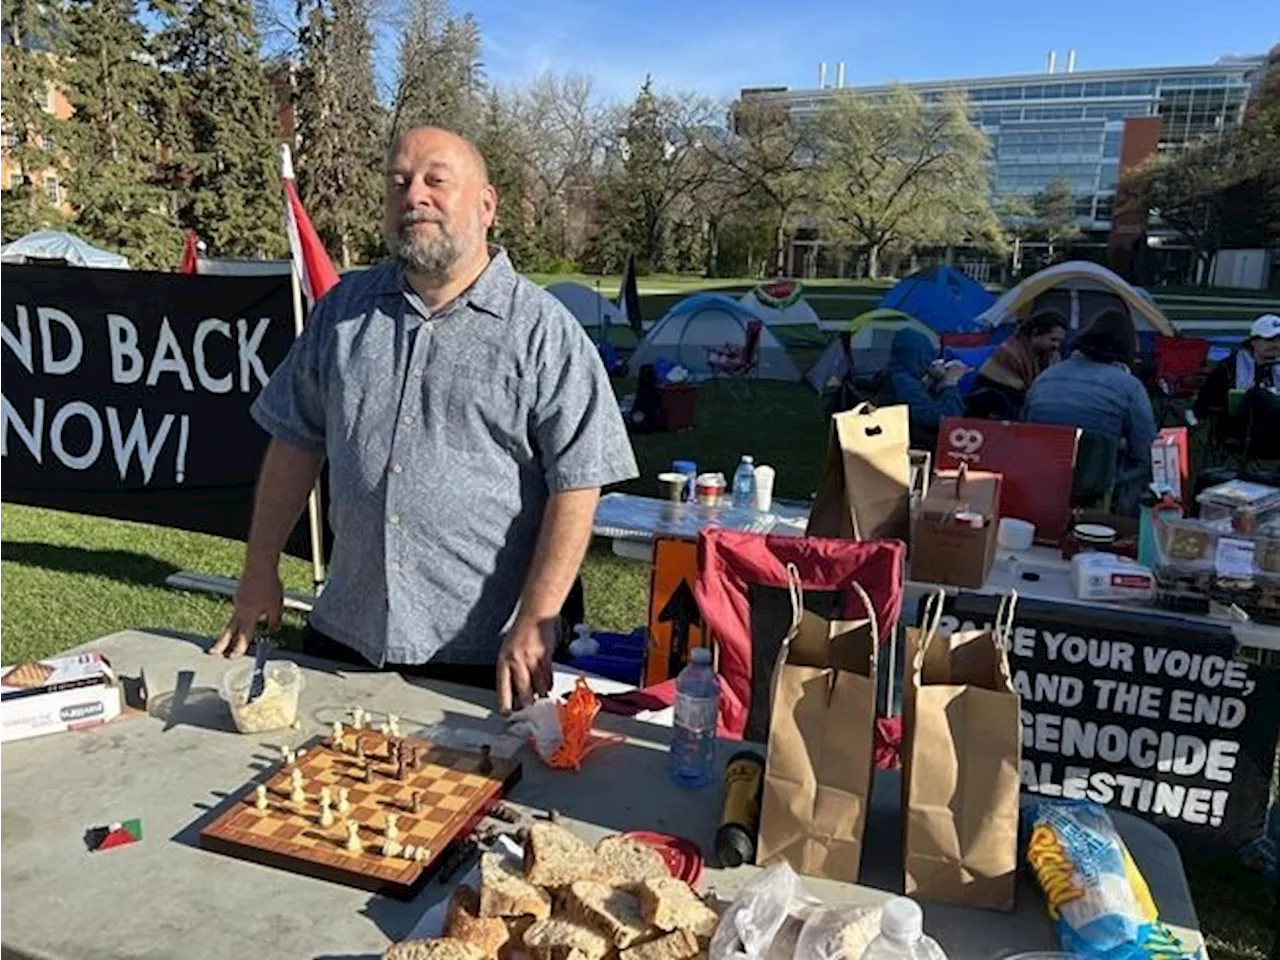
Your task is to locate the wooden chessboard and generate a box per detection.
[199,730,521,899]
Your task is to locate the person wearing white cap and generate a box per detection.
[1193,314,1280,454]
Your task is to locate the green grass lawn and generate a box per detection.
[1,321,1276,956]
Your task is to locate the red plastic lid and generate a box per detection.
[622,831,704,889]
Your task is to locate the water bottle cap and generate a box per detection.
[741,455,754,463]
[880,897,923,941]
[690,647,712,665]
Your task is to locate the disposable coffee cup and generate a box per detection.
[658,472,688,502]
[696,472,726,506]
[753,465,775,512]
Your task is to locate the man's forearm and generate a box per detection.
[244,438,325,572]
[516,487,600,625]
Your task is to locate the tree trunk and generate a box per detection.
[774,214,786,277]
[867,243,881,280]
[704,218,719,278]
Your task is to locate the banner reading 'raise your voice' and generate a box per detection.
[1,264,314,554]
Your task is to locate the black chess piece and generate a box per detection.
[478,744,493,775]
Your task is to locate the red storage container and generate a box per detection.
[658,384,698,431]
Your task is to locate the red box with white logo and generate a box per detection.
[936,419,1080,545]
[1,651,122,743]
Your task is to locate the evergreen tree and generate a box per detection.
[389,0,483,140]
[474,89,538,268]
[60,0,181,267]
[154,0,285,258]
[1,0,67,240]
[294,0,384,266]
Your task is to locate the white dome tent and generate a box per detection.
[1,229,130,269]
[547,281,628,329]
[738,281,821,327]
[629,294,801,382]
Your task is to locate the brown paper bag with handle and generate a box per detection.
[756,565,878,882]
[807,403,911,542]
[902,589,1022,911]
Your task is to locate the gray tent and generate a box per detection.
[0,229,130,269]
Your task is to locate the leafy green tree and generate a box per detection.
[154,0,285,258]
[1030,177,1081,261]
[474,89,540,269]
[60,0,181,267]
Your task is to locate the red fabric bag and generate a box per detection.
[604,530,905,742]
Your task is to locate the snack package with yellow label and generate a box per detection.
[1025,800,1200,960]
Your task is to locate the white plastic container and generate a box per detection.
[220,660,304,733]
[997,517,1036,551]
[862,897,948,960]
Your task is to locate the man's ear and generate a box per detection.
[481,184,498,230]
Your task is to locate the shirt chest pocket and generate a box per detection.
[443,361,531,458]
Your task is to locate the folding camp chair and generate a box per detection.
[1071,431,1120,513]
[707,319,762,399]
[1152,336,1210,428]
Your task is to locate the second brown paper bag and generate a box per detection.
[807,402,911,542]
[756,566,878,882]
[902,590,1022,911]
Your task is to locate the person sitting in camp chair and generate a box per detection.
[967,309,1067,420]
[885,327,968,452]
[707,319,763,381]
[1193,314,1280,461]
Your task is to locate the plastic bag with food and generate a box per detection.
[792,903,886,960]
[708,861,800,960]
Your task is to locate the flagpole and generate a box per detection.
[288,265,328,595]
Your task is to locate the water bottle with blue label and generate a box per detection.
[732,456,756,509]
[669,647,719,788]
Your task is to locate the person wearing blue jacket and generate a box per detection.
[885,327,967,452]
[1023,309,1157,515]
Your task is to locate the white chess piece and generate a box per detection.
[337,787,350,814]
[331,720,345,749]
[320,798,334,827]
[352,706,365,730]
[383,838,403,859]
[384,813,399,842]
[378,722,390,736]
[254,784,268,810]
[290,768,305,805]
[388,714,401,738]
[345,820,362,852]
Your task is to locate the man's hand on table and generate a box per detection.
[211,560,283,657]
[497,616,555,713]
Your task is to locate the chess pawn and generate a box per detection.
[384,813,399,842]
[352,706,365,730]
[336,787,351,814]
[254,784,269,811]
[319,786,332,807]
[383,838,403,859]
[388,714,401,738]
[331,720,345,749]
[401,843,417,860]
[319,796,334,828]
[290,768,305,805]
[378,722,390,737]
[410,791,423,815]
[284,748,297,768]
[414,846,430,862]
[345,820,362,853]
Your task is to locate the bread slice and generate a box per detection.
[383,938,487,960]
[563,880,653,947]
[479,853,552,919]
[635,877,718,938]
[520,917,611,960]
[593,836,670,887]
[619,929,701,960]
[498,916,536,960]
[523,823,600,888]
[840,907,883,960]
[445,885,512,958]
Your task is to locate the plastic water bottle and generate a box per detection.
[669,647,719,788]
[732,456,756,509]
[862,898,948,960]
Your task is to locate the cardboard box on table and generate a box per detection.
[909,465,1003,589]
[1,651,122,743]
[902,591,1022,911]
[756,567,879,883]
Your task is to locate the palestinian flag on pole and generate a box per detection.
[280,144,339,309]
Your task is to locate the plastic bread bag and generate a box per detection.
[1025,799,1198,959]
[792,903,885,959]
[709,861,800,960]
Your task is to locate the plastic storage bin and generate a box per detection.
[1196,479,1280,534]
[220,660,304,733]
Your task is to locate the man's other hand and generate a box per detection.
[496,617,555,713]
[211,561,283,658]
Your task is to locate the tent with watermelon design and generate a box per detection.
[738,280,821,327]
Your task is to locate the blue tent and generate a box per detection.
[878,266,995,334]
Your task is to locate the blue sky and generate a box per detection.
[458,0,1277,102]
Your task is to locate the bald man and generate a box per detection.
[213,127,638,711]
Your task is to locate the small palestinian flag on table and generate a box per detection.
[88,818,143,852]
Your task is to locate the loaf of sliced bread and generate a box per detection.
[444,885,512,958]
[593,836,670,887]
[619,929,702,960]
[382,938,487,960]
[520,917,611,960]
[479,853,552,919]
[635,877,718,938]
[523,823,600,888]
[562,880,654,947]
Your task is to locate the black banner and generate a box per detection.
[922,593,1280,853]
[1,264,316,558]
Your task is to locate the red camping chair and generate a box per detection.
[707,320,763,397]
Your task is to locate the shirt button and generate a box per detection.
[389,514,401,525]
[392,462,404,474]
[413,367,424,377]
[402,415,414,426]
[390,560,401,571]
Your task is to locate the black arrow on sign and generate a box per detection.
[659,578,702,679]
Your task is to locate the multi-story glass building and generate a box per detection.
[740,54,1266,261]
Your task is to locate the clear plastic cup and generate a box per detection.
[753,465,776,512]
[220,660,304,733]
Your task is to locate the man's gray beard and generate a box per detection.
[388,227,460,283]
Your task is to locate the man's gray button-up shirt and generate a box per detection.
[250,250,639,666]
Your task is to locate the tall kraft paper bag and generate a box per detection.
[757,566,878,882]
[807,403,912,543]
[902,590,1022,911]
